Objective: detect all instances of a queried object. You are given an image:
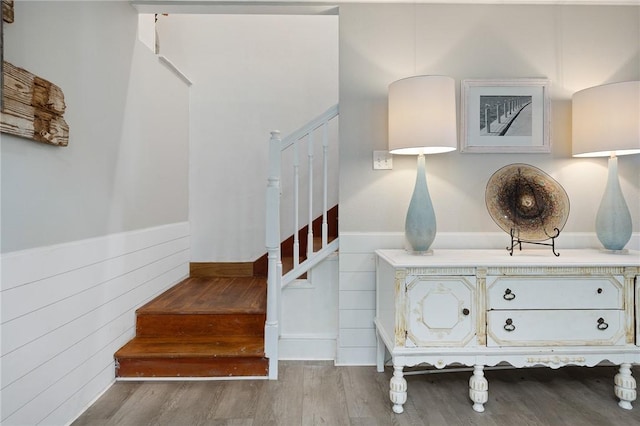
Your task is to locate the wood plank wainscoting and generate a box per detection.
[114,205,338,378]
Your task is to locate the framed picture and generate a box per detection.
[460,78,550,153]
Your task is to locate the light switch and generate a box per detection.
[373,150,393,170]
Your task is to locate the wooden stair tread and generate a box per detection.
[137,276,266,315]
[115,336,265,358]
[115,275,269,377]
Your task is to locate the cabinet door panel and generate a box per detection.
[405,276,476,347]
[487,276,623,310]
[487,310,625,347]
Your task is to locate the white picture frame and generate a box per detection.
[460,78,550,153]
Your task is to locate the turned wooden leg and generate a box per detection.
[390,363,407,414]
[469,364,488,413]
[615,363,636,410]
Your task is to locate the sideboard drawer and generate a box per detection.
[487,309,625,347]
[487,276,623,310]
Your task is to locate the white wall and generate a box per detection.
[1,1,189,253]
[156,14,339,262]
[337,4,640,365]
[339,4,639,236]
[1,2,191,424]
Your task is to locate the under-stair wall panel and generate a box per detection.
[280,253,339,360]
[0,223,190,426]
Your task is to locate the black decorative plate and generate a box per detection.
[485,164,569,241]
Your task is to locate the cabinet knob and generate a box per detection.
[504,318,516,332]
[462,308,470,316]
[503,288,516,301]
[597,317,609,330]
[597,288,603,294]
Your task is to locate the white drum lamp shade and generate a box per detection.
[389,76,458,155]
[572,81,640,251]
[388,75,457,254]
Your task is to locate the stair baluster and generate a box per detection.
[307,130,315,257]
[293,143,300,268]
[265,105,339,379]
[322,122,329,247]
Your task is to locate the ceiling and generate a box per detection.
[131,0,640,15]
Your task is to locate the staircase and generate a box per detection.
[114,206,338,379]
[115,105,339,379]
[114,275,268,378]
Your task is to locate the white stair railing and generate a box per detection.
[265,104,339,380]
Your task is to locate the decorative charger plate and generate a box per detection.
[485,163,569,241]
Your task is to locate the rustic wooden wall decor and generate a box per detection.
[1,61,69,146]
[1,0,10,111]
[2,0,14,23]
[1,0,70,146]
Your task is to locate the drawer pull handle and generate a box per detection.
[503,289,516,301]
[597,288,603,294]
[504,318,515,332]
[462,308,470,316]
[597,318,609,330]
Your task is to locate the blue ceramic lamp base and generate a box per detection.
[404,154,436,255]
[595,156,632,253]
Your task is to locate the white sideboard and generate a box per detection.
[374,249,640,414]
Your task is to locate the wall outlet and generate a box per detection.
[373,150,393,170]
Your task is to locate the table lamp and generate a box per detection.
[388,75,457,254]
[572,81,640,252]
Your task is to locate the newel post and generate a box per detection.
[265,130,282,380]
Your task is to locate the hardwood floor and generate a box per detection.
[74,361,640,425]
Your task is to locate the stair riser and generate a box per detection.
[136,313,265,337]
[116,357,269,378]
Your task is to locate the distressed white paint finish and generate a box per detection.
[637,279,640,346]
[0,223,190,426]
[486,276,624,310]
[487,309,626,346]
[338,231,508,365]
[375,248,640,414]
[339,232,640,366]
[405,276,477,347]
[469,365,489,413]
